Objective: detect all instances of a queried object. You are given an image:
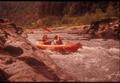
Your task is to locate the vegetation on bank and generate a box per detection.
[28,2,119,28]
[0,1,119,28]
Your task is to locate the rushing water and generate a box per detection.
[27,32,120,82]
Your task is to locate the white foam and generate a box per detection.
[108,48,120,53]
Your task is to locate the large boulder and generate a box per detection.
[85,17,120,39]
[0,18,74,82]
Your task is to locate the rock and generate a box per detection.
[3,46,23,57]
[84,17,120,39]
[0,18,74,82]
[0,68,9,82]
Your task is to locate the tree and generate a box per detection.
[106,2,115,17]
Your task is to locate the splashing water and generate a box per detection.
[27,32,120,81]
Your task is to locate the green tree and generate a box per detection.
[106,2,115,17]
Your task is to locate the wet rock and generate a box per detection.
[3,46,23,57]
[0,18,74,82]
[84,17,120,39]
[0,68,9,82]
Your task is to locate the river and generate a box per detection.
[27,29,120,82]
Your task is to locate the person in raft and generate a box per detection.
[52,35,63,45]
[42,35,51,45]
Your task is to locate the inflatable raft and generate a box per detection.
[36,41,82,53]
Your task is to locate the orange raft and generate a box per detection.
[36,41,82,53]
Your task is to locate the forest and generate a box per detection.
[0,1,119,27]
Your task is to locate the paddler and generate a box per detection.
[52,35,63,45]
[42,35,51,45]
